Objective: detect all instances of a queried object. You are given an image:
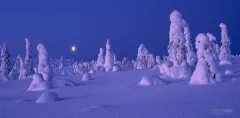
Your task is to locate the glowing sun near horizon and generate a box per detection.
[71,46,76,52]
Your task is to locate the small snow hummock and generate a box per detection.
[112,65,120,72]
[225,69,233,75]
[27,73,51,91]
[219,60,232,66]
[89,69,95,73]
[82,73,91,81]
[138,75,167,86]
[35,92,59,103]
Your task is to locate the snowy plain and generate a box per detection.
[0,67,240,118]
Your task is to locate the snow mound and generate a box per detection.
[27,73,51,91]
[138,75,167,86]
[82,73,91,81]
[89,69,95,74]
[189,61,215,85]
[219,60,232,66]
[225,69,233,75]
[35,92,59,103]
[51,79,77,88]
[112,65,120,72]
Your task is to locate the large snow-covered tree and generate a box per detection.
[182,19,197,67]
[190,33,221,85]
[0,43,12,81]
[168,10,187,66]
[104,39,114,72]
[24,38,34,75]
[37,43,53,81]
[219,23,231,61]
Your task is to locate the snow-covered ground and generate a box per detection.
[0,68,240,118]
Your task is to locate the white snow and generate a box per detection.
[82,73,91,81]
[27,73,51,91]
[35,92,59,103]
[225,69,233,75]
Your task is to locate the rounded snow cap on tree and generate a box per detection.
[195,33,210,50]
[170,10,182,21]
[106,39,111,50]
[219,23,227,29]
[37,43,48,55]
[99,48,104,54]
[206,33,216,42]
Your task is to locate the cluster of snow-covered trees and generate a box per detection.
[0,38,52,82]
[0,10,234,86]
[157,10,233,85]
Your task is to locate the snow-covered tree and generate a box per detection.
[104,39,114,72]
[147,54,156,68]
[96,48,104,66]
[18,56,28,80]
[189,33,221,85]
[160,10,191,79]
[219,23,231,61]
[207,33,220,62]
[37,43,53,81]
[168,10,187,67]
[24,38,34,76]
[136,44,148,69]
[0,43,11,81]
[182,19,197,66]
[113,54,117,65]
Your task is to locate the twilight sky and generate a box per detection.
[0,0,238,61]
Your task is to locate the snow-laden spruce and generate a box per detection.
[24,38,34,76]
[104,39,114,72]
[182,19,197,67]
[0,43,12,81]
[168,10,187,67]
[136,44,149,69]
[96,48,105,67]
[219,23,232,62]
[189,33,221,85]
[160,10,191,79]
[17,56,28,80]
[147,54,156,68]
[37,43,53,81]
[27,73,50,91]
[207,33,220,62]
[36,91,59,103]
